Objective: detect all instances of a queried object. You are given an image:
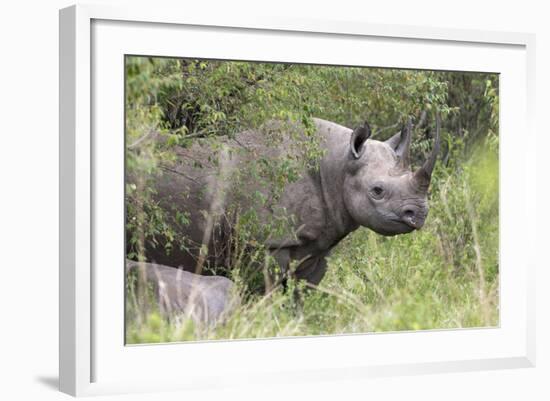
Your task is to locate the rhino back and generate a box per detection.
[130,118,353,273]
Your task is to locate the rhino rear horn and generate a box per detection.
[350,120,371,159]
[414,112,441,191]
[385,117,412,166]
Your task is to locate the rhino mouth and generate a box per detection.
[371,219,417,236]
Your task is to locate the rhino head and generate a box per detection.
[342,114,441,236]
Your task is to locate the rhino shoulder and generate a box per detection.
[265,170,327,249]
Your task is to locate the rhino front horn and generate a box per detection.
[414,112,441,191]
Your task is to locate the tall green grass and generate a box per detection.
[126,146,498,344]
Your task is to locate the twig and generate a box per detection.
[374,122,401,137]
[416,110,428,129]
[128,128,214,151]
[159,165,200,184]
[374,111,427,138]
[127,129,156,150]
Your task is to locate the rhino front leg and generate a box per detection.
[266,248,329,296]
[265,248,291,294]
[274,253,329,314]
[294,252,329,286]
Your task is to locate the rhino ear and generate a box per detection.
[385,118,412,166]
[350,121,371,159]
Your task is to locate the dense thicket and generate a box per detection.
[125,57,499,342]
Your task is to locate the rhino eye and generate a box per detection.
[371,185,384,199]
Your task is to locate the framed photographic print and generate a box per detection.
[59,4,536,396]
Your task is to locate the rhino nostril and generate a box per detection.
[403,209,415,219]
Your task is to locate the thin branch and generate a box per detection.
[374,122,400,137]
[178,129,211,140]
[416,110,428,129]
[374,110,428,138]
[159,165,200,184]
[127,129,156,150]
[231,136,252,152]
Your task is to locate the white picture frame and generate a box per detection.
[59,4,536,397]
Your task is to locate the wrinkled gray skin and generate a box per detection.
[135,115,440,287]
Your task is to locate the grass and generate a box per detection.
[126,147,499,344]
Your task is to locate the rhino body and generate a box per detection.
[130,116,439,287]
[126,260,238,325]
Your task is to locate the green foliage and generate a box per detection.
[125,56,499,342]
[126,144,498,342]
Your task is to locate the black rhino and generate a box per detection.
[128,114,440,289]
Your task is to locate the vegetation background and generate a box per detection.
[124,56,499,343]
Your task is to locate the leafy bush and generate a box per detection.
[124,56,499,342]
